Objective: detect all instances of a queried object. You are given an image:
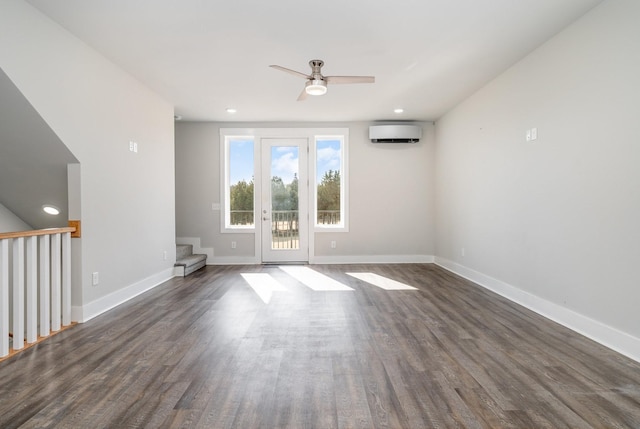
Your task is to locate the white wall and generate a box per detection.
[434,0,640,359]
[0,203,32,233]
[175,121,435,263]
[0,0,176,320]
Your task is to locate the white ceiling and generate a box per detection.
[26,0,602,122]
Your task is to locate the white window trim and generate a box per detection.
[220,134,257,234]
[312,134,349,232]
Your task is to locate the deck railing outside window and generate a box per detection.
[230,210,254,226]
[230,210,341,227]
[271,210,299,249]
[317,210,340,225]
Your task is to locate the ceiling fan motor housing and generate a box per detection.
[309,59,325,80]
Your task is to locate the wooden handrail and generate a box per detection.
[0,227,76,240]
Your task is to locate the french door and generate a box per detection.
[260,138,309,263]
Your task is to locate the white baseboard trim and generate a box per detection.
[434,256,640,363]
[312,254,435,264]
[209,256,260,265]
[205,255,434,265]
[176,237,214,261]
[71,267,176,323]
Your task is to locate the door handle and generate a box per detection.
[263,217,270,221]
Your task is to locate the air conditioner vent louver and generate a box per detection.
[369,125,421,143]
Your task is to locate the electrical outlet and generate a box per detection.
[331,241,337,249]
[163,250,168,260]
[231,241,237,249]
[92,272,99,286]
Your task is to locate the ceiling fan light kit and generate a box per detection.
[305,79,327,96]
[270,59,374,101]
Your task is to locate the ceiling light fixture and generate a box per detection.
[226,108,237,114]
[42,205,60,215]
[394,108,404,114]
[305,79,327,96]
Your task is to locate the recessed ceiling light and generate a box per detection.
[226,108,237,114]
[394,108,404,114]
[42,205,60,215]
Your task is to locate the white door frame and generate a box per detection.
[260,137,309,263]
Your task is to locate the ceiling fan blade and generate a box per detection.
[297,88,308,101]
[269,65,310,79]
[325,76,375,84]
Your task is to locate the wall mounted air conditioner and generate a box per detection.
[369,125,421,143]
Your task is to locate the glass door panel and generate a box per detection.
[261,138,308,262]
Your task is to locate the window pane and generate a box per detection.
[316,138,342,226]
[270,146,299,249]
[228,138,254,227]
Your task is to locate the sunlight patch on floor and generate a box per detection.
[241,273,288,304]
[346,272,418,290]
[279,266,354,291]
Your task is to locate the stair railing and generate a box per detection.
[0,227,75,358]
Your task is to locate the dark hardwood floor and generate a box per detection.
[1,264,639,428]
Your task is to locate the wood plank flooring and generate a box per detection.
[1,264,639,428]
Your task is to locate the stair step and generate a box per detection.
[175,253,206,267]
[176,244,193,260]
[175,244,206,276]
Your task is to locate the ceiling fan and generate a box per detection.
[269,59,375,101]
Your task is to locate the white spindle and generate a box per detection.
[51,233,61,332]
[0,239,9,357]
[0,227,75,357]
[12,237,24,350]
[62,232,71,326]
[26,236,38,343]
[39,234,51,337]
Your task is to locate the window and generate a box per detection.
[224,136,255,230]
[220,128,348,236]
[314,135,347,230]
